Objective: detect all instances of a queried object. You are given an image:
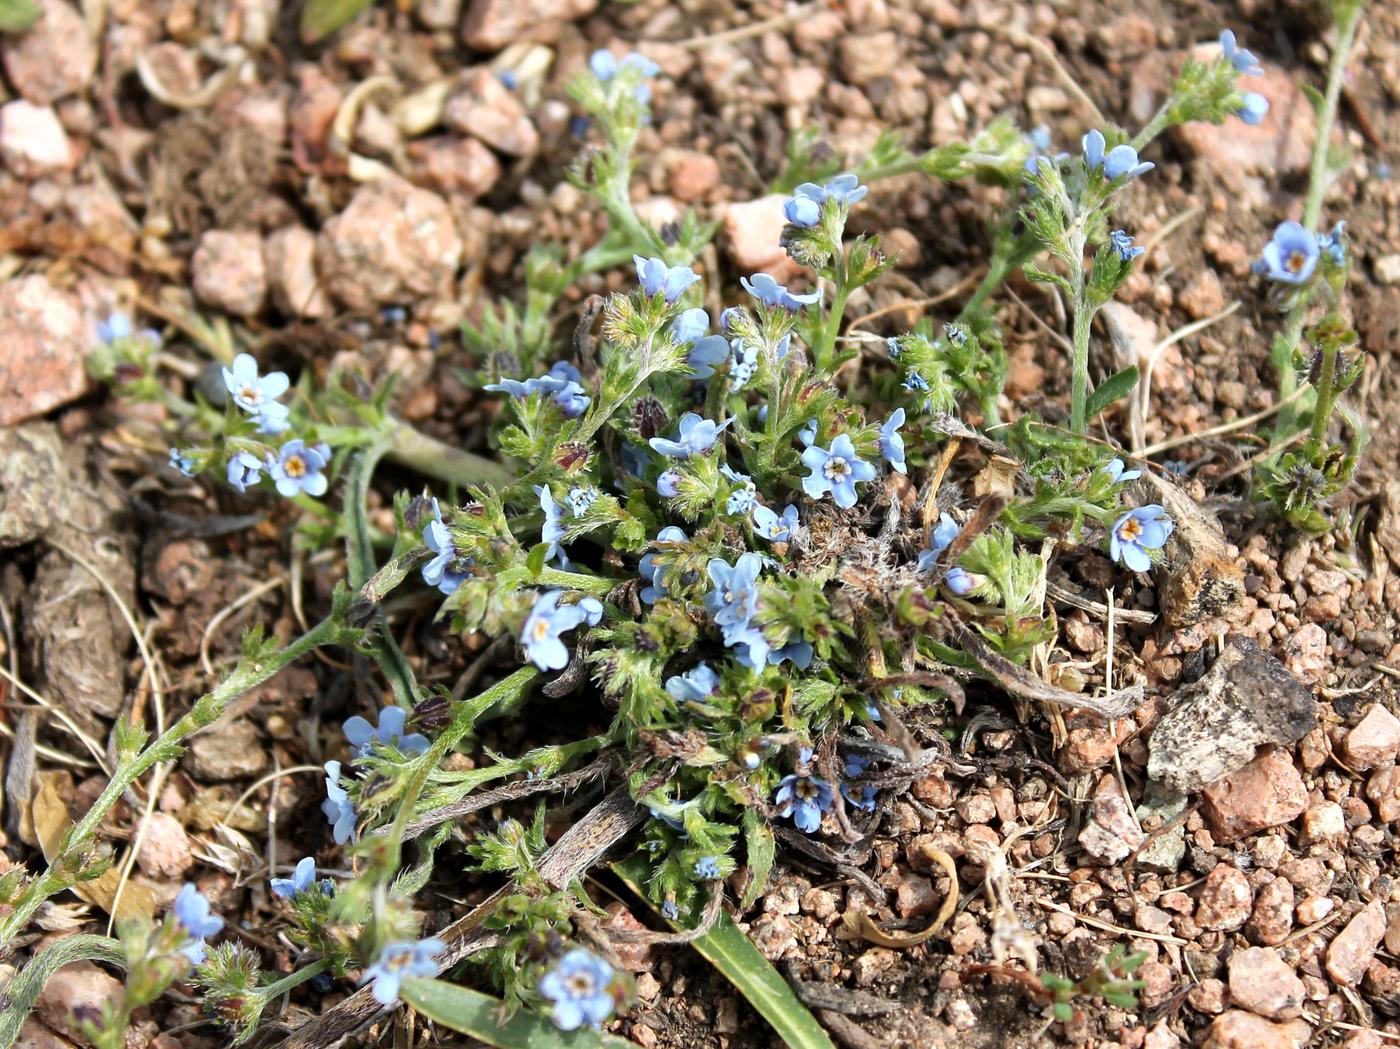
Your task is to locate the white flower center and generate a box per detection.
[824,457,851,482]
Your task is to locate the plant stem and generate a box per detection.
[1068,233,1092,435]
[1306,339,1337,458]
[386,420,515,490]
[255,959,331,1004]
[0,935,125,1049]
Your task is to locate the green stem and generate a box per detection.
[0,937,125,1049]
[1306,340,1338,459]
[1068,233,1092,435]
[0,617,344,948]
[386,420,515,491]
[254,959,331,1004]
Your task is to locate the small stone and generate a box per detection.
[1248,878,1295,946]
[800,887,837,921]
[0,276,92,426]
[1196,863,1253,931]
[264,226,328,319]
[667,150,721,203]
[1188,978,1227,1014]
[852,947,896,987]
[0,0,96,104]
[1061,724,1118,773]
[36,962,123,1041]
[602,904,653,972]
[14,1017,79,1049]
[1144,1020,1180,1049]
[838,31,898,85]
[631,1023,657,1048]
[779,65,825,107]
[895,872,938,919]
[192,230,267,317]
[956,794,996,825]
[319,177,462,310]
[634,971,660,1001]
[1325,900,1386,986]
[1341,705,1400,770]
[1078,773,1146,864]
[1200,747,1308,843]
[1296,896,1333,926]
[1202,1010,1310,1049]
[135,812,193,880]
[1374,254,1400,285]
[186,718,269,781]
[0,101,73,177]
[715,997,739,1035]
[444,68,539,157]
[1344,1032,1385,1049]
[722,194,803,282]
[1139,472,1245,628]
[1227,947,1304,1020]
[1175,62,1314,176]
[1282,623,1328,686]
[1178,269,1226,320]
[1297,801,1345,847]
[408,136,502,197]
[460,0,597,49]
[289,64,343,172]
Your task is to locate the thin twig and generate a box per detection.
[659,1,829,52]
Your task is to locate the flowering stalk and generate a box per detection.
[0,936,125,1049]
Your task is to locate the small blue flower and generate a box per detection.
[579,597,604,626]
[822,173,869,206]
[1237,92,1269,126]
[752,503,799,542]
[902,370,929,393]
[1220,29,1262,75]
[1102,458,1142,485]
[634,255,700,302]
[270,440,330,498]
[226,451,264,493]
[784,183,824,227]
[540,948,616,1031]
[1109,230,1144,261]
[222,353,290,417]
[945,566,981,596]
[172,883,224,965]
[798,418,818,446]
[270,857,317,899]
[363,939,445,1006]
[97,312,132,344]
[726,620,771,668]
[916,513,961,572]
[687,334,730,378]
[1317,221,1346,266]
[768,639,813,669]
[1083,129,1154,181]
[520,590,590,670]
[1109,505,1175,572]
[566,486,598,517]
[741,272,821,311]
[589,50,660,81]
[660,900,680,921]
[649,412,730,459]
[656,469,681,498]
[639,525,686,603]
[322,760,356,844]
[671,307,710,344]
[168,448,197,477]
[727,488,756,515]
[879,408,907,474]
[840,756,878,811]
[705,553,764,628]
[537,485,568,566]
[666,662,719,703]
[725,342,758,391]
[944,323,969,347]
[553,382,591,418]
[343,706,430,758]
[423,499,468,595]
[1256,221,1319,284]
[486,362,590,417]
[694,856,721,879]
[775,773,833,834]
[649,804,687,832]
[801,434,876,509]
[885,336,902,360]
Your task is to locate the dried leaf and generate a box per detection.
[841,847,958,948]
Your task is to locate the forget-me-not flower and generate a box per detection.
[1102,458,1142,485]
[694,856,721,879]
[98,312,132,344]
[566,486,598,517]
[270,857,317,899]
[688,334,730,378]
[222,353,290,417]
[1219,29,1262,75]
[1256,221,1319,284]
[727,487,756,515]
[768,639,813,669]
[671,307,709,344]
[822,173,869,205]
[727,342,760,390]
[725,621,771,668]
[343,706,430,758]
[917,513,961,573]
[169,448,197,477]
[363,939,445,1006]
[752,503,799,542]
[270,440,331,498]
[1083,129,1154,181]
[539,948,616,1031]
[665,662,719,703]
[1318,222,1346,266]
[840,754,878,812]
[579,597,605,626]
[1237,92,1269,126]
[322,760,356,844]
[589,50,660,102]
[172,883,224,965]
[227,451,264,493]
[538,485,568,565]
[634,256,700,302]
[640,525,686,603]
[649,412,730,458]
[422,499,468,594]
[741,272,821,311]
[1109,505,1174,572]
[656,469,681,498]
[879,408,907,474]
[784,184,823,227]
[1110,230,1144,261]
[944,566,981,596]
[705,553,764,628]
[775,771,833,833]
[801,434,876,509]
[520,590,591,670]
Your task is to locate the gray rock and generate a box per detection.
[187,718,270,781]
[1137,472,1244,627]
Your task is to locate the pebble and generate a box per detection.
[1188,978,1227,1014]
[1297,801,1346,847]
[1295,895,1334,926]
[0,276,92,426]
[1144,1020,1181,1049]
[1078,773,1146,864]
[1061,723,1119,773]
[192,230,267,317]
[444,68,539,157]
[1282,623,1329,685]
[852,947,896,987]
[186,718,269,781]
[1196,863,1253,931]
[408,136,502,197]
[460,0,597,49]
[722,194,803,282]
[318,177,463,310]
[1248,877,1295,946]
[1325,899,1386,986]
[666,150,721,203]
[1200,748,1308,844]
[1178,269,1226,320]
[838,31,898,85]
[0,100,73,177]
[1227,947,1304,1020]
[289,64,343,172]
[1374,254,1400,285]
[1340,704,1400,769]
[36,962,123,1041]
[265,225,328,319]
[14,1018,78,1049]
[0,0,95,105]
[602,904,653,972]
[1202,1010,1311,1049]
[135,812,193,880]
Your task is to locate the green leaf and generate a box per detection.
[1300,81,1325,117]
[1084,365,1140,419]
[399,978,635,1049]
[0,0,40,33]
[526,542,549,577]
[300,0,373,41]
[613,858,835,1049]
[739,809,774,909]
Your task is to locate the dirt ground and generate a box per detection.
[1,0,1399,1047]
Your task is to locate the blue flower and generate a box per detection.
[269,440,330,498]
[222,353,290,418]
[665,662,719,703]
[540,948,616,1031]
[343,706,430,758]
[945,566,981,595]
[823,173,869,205]
[1256,221,1319,284]
[885,336,902,360]
[579,597,604,626]
[363,939,445,1006]
[270,857,317,899]
[634,255,700,302]
[566,486,598,516]
[1109,230,1144,261]
[520,590,591,670]
[1102,458,1142,485]
[553,382,591,418]
[902,370,929,393]
[589,50,660,102]
[775,773,833,833]
[916,513,961,572]
[727,488,756,515]
[783,185,823,227]
[741,272,821,311]
[725,620,771,668]
[879,408,907,474]
[705,553,764,628]
[840,756,878,812]
[671,307,710,344]
[322,760,356,844]
[423,499,468,595]
[801,434,876,509]
[226,451,264,493]
[168,448,197,477]
[1083,129,1154,181]
[798,418,818,446]
[486,362,590,417]
[1237,92,1269,126]
[656,469,681,498]
[172,883,224,964]
[639,526,686,603]
[768,639,813,669]
[97,312,132,344]
[1220,29,1262,75]
[537,485,568,565]
[687,334,730,378]
[944,323,969,346]
[694,856,721,879]
[649,412,730,459]
[1317,222,1346,266]
[1109,505,1175,572]
[661,900,680,920]
[752,503,799,542]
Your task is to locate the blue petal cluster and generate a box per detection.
[269,857,317,899]
[782,172,868,227]
[520,590,594,670]
[1219,29,1262,75]
[485,361,590,418]
[649,412,730,458]
[422,499,469,595]
[775,771,833,833]
[640,525,686,603]
[222,353,290,433]
[634,255,700,302]
[1082,129,1154,181]
[665,662,719,703]
[270,440,331,498]
[1110,505,1174,572]
[172,883,224,964]
[589,50,660,103]
[741,272,821,310]
[801,434,876,509]
[879,408,907,474]
[752,503,799,543]
[322,760,356,844]
[540,948,616,1031]
[343,706,430,757]
[1109,230,1144,261]
[1255,221,1319,284]
[364,939,446,1005]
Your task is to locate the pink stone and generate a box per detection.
[722,195,805,282]
[0,276,92,426]
[1227,947,1304,1019]
[1201,747,1307,844]
[1196,863,1253,932]
[0,100,73,176]
[1202,1010,1310,1049]
[408,136,502,197]
[460,0,597,49]
[444,68,538,157]
[0,0,95,105]
[264,225,328,319]
[1325,900,1386,986]
[135,812,193,880]
[1341,705,1400,770]
[192,230,267,317]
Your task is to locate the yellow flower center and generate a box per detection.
[240,384,261,405]
[1118,517,1143,543]
[284,454,306,478]
[566,972,597,995]
[1285,250,1307,273]
[531,617,552,641]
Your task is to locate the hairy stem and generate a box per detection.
[0,936,125,1049]
[386,420,515,490]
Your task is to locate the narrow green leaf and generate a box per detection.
[739,809,774,909]
[0,0,40,33]
[399,978,635,1049]
[1085,365,1140,418]
[300,0,374,42]
[613,858,835,1049]
[526,542,549,577]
